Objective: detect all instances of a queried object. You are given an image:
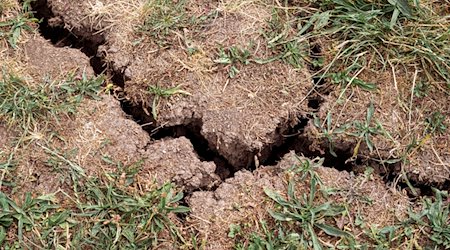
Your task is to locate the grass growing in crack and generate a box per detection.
[299,0,450,85]
[313,112,349,157]
[148,84,191,120]
[0,0,37,48]
[0,69,103,133]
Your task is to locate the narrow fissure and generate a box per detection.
[30,1,447,197]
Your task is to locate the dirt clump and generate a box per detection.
[188,152,410,249]
[23,35,95,79]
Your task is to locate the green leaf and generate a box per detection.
[314,11,331,30]
[0,226,5,245]
[309,224,322,250]
[316,223,351,238]
[388,0,413,17]
[390,8,400,29]
[169,206,190,213]
[48,211,69,227]
[268,210,293,222]
[326,112,332,131]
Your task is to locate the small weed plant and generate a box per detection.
[214,46,252,78]
[141,0,186,36]
[0,0,38,48]
[148,84,191,120]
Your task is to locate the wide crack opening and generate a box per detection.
[30,0,447,197]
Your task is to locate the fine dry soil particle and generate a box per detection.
[40,0,313,170]
[312,68,450,184]
[187,152,410,249]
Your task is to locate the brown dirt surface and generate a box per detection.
[188,152,410,249]
[56,95,221,191]
[2,0,449,248]
[5,28,219,196]
[23,35,95,79]
[0,123,13,149]
[43,0,312,170]
[13,94,221,195]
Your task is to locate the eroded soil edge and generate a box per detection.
[30,0,449,196]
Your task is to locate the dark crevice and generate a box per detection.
[387,171,450,198]
[150,120,234,180]
[29,0,128,86]
[253,116,309,168]
[307,43,327,110]
[31,0,448,198]
[30,0,106,74]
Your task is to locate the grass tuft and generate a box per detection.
[0,69,103,133]
[0,0,38,48]
[299,0,450,85]
[148,84,191,120]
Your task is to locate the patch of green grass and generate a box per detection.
[0,0,38,48]
[1,144,192,249]
[299,0,450,85]
[232,220,305,250]
[148,84,191,120]
[0,69,103,133]
[230,157,352,249]
[409,189,450,249]
[327,70,377,91]
[231,155,450,249]
[261,7,307,69]
[425,111,447,135]
[138,0,189,45]
[264,157,351,250]
[0,192,62,247]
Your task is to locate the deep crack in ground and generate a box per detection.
[30,0,449,197]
